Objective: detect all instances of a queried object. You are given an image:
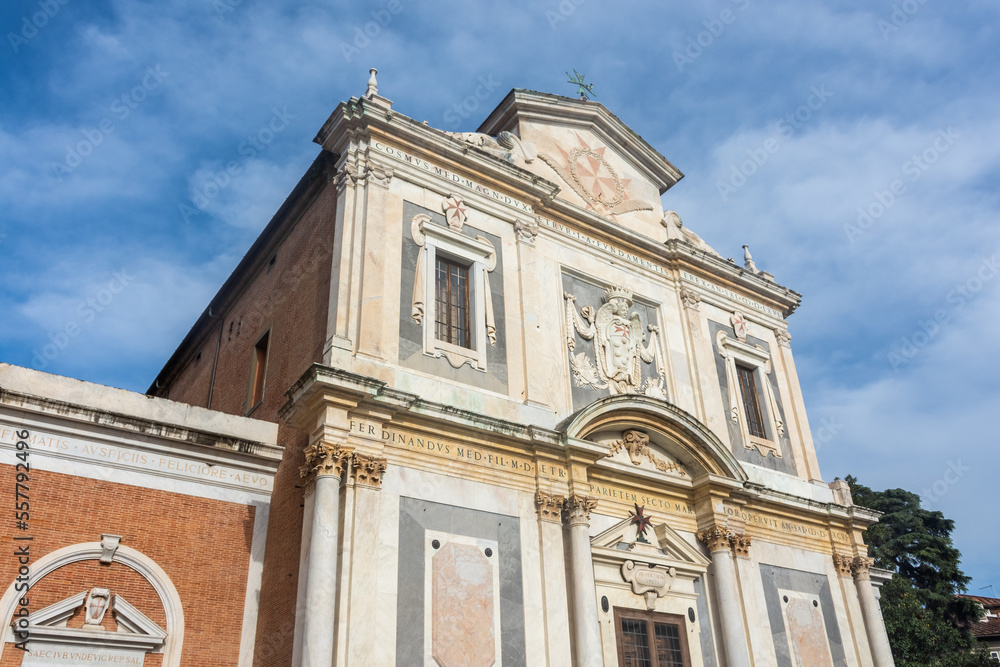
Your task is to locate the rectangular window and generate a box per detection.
[434,256,471,348]
[615,608,690,667]
[246,330,269,413]
[736,364,766,439]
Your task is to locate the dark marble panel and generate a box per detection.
[561,272,664,412]
[707,319,796,474]
[759,563,846,667]
[398,201,508,392]
[395,497,526,667]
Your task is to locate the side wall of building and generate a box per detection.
[154,175,339,667]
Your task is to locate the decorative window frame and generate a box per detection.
[409,213,497,371]
[716,325,785,458]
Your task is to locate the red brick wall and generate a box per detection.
[158,178,338,667]
[0,466,254,667]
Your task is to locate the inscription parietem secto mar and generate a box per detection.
[349,420,567,480]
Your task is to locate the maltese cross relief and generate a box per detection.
[538,133,656,220]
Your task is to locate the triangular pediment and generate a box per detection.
[591,518,711,572]
[477,89,683,240]
[21,589,166,652]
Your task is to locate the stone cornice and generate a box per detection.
[476,89,683,195]
[739,482,883,531]
[0,387,283,465]
[280,364,563,451]
[313,97,561,211]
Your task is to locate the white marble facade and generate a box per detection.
[283,79,894,667]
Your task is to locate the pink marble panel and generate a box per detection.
[432,542,496,667]
[785,597,834,667]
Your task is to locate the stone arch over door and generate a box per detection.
[562,394,748,481]
[0,540,184,667]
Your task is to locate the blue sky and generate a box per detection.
[2,0,998,594]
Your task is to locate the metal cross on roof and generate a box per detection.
[566,70,595,100]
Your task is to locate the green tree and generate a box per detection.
[846,476,996,667]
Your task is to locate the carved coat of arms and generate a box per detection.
[565,286,666,398]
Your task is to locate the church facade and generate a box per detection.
[0,74,895,666]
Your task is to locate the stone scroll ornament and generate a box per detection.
[564,286,666,398]
[621,561,676,610]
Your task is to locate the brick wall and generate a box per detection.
[0,466,254,666]
[155,175,338,667]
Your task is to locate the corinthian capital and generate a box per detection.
[535,492,565,522]
[697,527,733,554]
[851,556,874,581]
[729,532,752,558]
[350,453,388,488]
[300,443,352,480]
[563,495,598,526]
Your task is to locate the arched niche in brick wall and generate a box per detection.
[0,539,184,667]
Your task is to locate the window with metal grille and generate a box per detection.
[615,609,690,667]
[736,364,766,439]
[434,255,471,348]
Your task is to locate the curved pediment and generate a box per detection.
[561,394,747,482]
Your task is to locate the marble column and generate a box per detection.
[564,494,602,667]
[698,528,751,667]
[536,492,572,665]
[299,442,351,667]
[343,452,388,665]
[852,557,895,667]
